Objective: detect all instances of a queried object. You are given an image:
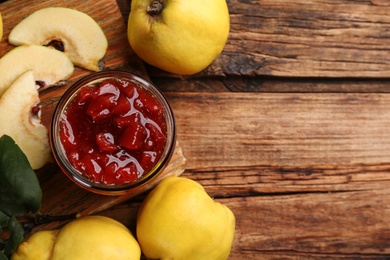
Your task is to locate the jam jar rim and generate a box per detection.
[50,69,176,196]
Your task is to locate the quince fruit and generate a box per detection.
[11,230,57,260]
[137,176,236,260]
[12,216,141,260]
[0,70,51,170]
[9,7,108,71]
[127,0,230,75]
[0,45,74,97]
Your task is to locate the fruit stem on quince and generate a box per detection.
[147,0,164,16]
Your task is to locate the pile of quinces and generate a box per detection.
[12,176,236,260]
[0,0,232,259]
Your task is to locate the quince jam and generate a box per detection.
[59,78,167,185]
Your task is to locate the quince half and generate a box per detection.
[12,216,141,260]
[9,7,108,71]
[137,176,236,260]
[0,45,74,97]
[0,70,51,170]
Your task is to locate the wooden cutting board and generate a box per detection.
[0,0,185,230]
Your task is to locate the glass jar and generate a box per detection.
[50,70,176,196]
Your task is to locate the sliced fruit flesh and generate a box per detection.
[0,45,74,97]
[9,7,108,71]
[0,70,52,169]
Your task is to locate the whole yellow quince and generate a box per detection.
[127,0,230,75]
[137,176,236,260]
[12,216,141,260]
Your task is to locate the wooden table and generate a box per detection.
[115,0,390,258]
[3,0,390,258]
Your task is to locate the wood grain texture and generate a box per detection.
[102,175,390,259]
[169,92,390,258]
[134,0,390,93]
[1,0,390,258]
[225,189,390,258]
[141,0,390,81]
[166,92,390,168]
[152,76,390,93]
[116,0,390,258]
[224,0,390,78]
[99,92,390,258]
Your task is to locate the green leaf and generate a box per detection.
[0,210,8,228]
[0,252,8,260]
[4,215,24,256]
[0,135,42,216]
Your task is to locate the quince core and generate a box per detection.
[9,7,108,71]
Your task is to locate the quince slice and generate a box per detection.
[9,7,108,71]
[0,45,74,97]
[0,70,52,170]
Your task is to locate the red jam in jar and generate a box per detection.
[50,70,176,196]
[59,77,167,185]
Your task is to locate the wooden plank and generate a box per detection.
[223,0,390,78]
[166,92,390,169]
[226,189,390,258]
[3,0,390,257]
[137,0,390,79]
[102,171,390,258]
[23,89,390,256]
[166,92,390,257]
[152,77,390,93]
[98,92,390,258]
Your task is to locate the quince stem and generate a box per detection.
[147,0,164,16]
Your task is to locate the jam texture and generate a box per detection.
[60,78,167,185]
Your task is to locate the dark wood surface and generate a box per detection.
[2,0,390,258]
[117,1,390,258]
[121,0,390,258]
